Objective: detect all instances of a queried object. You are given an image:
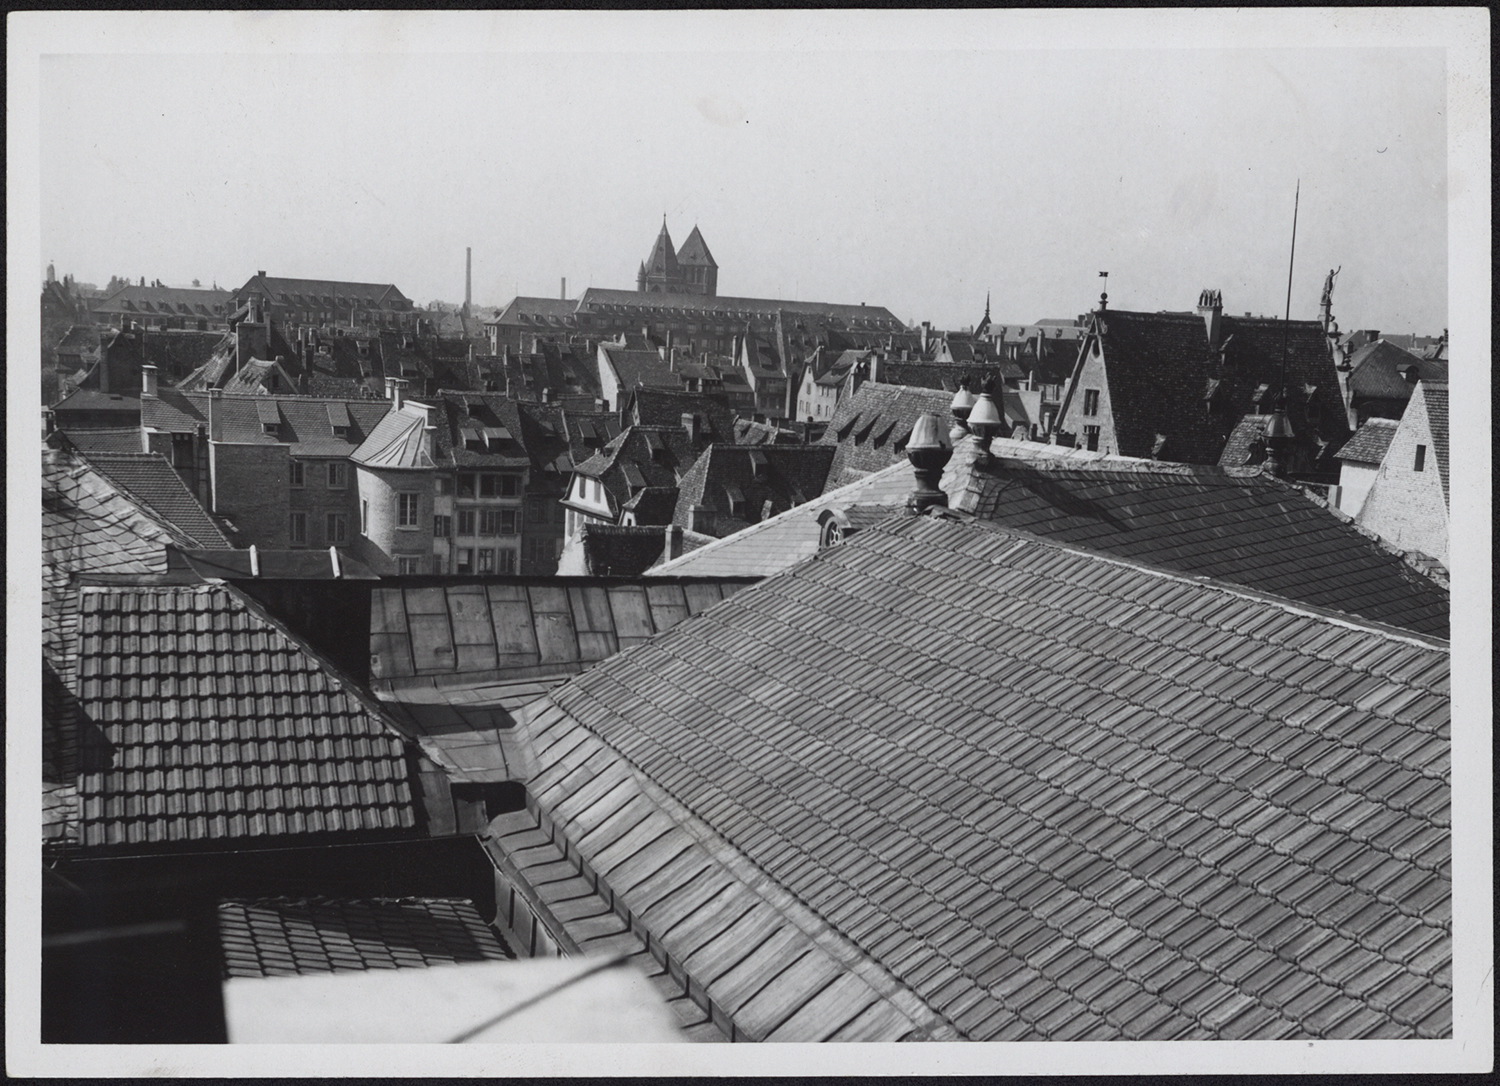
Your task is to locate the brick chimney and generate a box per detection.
[1197,289,1223,352]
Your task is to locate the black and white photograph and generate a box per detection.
[7,8,1490,1076]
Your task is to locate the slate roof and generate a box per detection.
[672,445,836,536]
[1067,309,1349,465]
[63,583,422,850]
[1336,418,1401,466]
[489,296,581,326]
[817,383,954,490]
[52,388,142,418]
[220,358,299,396]
[218,897,512,978]
[76,451,232,548]
[580,525,668,576]
[1419,382,1448,501]
[415,392,529,471]
[521,512,1451,1041]
[235,274,410,310]
[1346,341,1447,403]
[945,443,1449,637]
[140,388,206,433]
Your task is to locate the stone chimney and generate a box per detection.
[142,364,158,398]
[389,377,408,410]
[1197,289,1224,352]
[664,523,684,561]
[208,388,223,443]
[920,322,931,354]
[866,350,880,385]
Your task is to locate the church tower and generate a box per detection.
[637,221,717,296]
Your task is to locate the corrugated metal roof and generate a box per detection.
[523,513,1451,1041]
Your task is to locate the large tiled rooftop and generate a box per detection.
[518,511,1450,1041]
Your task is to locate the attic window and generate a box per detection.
[643,431,666,459]
[622,462,648,491]
[255,399,281,435]
[723,485,746,518]
[748,449,769,478]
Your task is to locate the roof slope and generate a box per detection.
[67,583,421,850]
[578,288,904,329]
[602,345,681,393]
[817,383,953,489]
[1336,418,1400,466]
[1346,341,1446,402]
[672,445,835,536]
[947,448,1448,637]
[1081,310,1348,464]
[1420,382,1448,499]
[351,403,436,469]
[675,225,717,268]
[219,897,512,977]
[528,513,1450,1041]
[54,427,144,454]
[76,451,232,549]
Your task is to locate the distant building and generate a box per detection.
[1056,288,1349,472]
[231,271,418,334]
[1356,380,1449,568]
[90,283,232,332]
[1335,338,1448,428]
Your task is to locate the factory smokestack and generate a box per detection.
[561,276,567,301]
[464,247,472,318]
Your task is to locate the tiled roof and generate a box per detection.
[1346,341,1446,402]
[367,577,756,695]
[602,345,681,393]
[1217,414,1270,469]
[43,446,202,687]
[1074,309,1349,464]
[52,388,141,416]
[350,403,435,470]
[66,583,421,850]
[946,443,1449,637]
[1420,382,1448,500]
[651,459,916,578]
[672,445,835,536]
[54,427,143,454]
[572,426,703,511]
[173,392,392,456]
[627,388,736,441]
[140,388,206,433]
[218,897,512,978]
[220,358,297,396]
[1336,418,1400,466]
[526,512,1451,1041]
[581,525,668,576]
[489,296,584,326]
[817,383,953,489]
[76,451,232,549]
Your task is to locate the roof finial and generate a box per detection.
[1098,271,1109,311]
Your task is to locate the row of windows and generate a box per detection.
[290,460,348,488]
[434,507,519,537]
[453,547,518,575]
[290,512,348,545]
[440,473,520,500]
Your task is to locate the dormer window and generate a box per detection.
[724,485,746,519]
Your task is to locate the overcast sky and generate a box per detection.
[35,14,1452,334]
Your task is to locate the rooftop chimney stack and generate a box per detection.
[389,377,408,411]
[561,276,566,301]
[1197,289,1224,353]
[465,247,472,318]
[142,364,158,398]
[664,524,684,562]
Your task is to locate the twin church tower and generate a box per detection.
[636,221,718,297]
